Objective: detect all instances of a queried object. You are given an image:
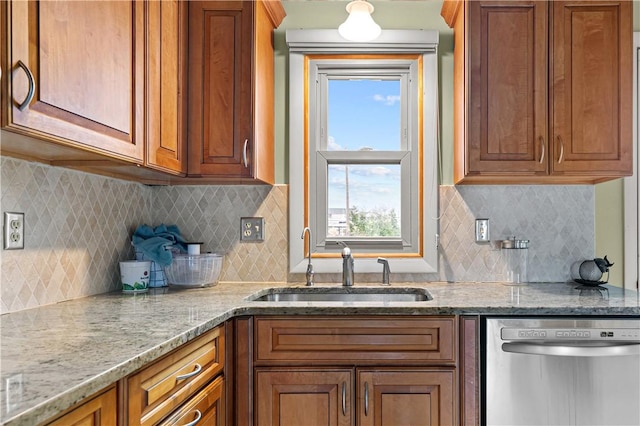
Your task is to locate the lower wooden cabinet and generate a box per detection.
[244,315,472,426]
[126,325,225,426]
[159,375,225,426]
[256,369,352,426]
[358,369,455,426]
[255,368,455,426]
[46,386,117,426]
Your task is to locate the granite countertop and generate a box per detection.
[1,281,638,426]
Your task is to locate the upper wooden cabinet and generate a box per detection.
[442,0,632,184]
[145,0,188,176]
[2,0,145,162]
[187,0,286,184]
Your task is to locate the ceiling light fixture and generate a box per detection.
[338,0,382,43]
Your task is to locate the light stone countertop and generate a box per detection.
[1,281,638,426]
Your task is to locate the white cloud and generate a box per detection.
[372,94,401,106]
[327,136,343,151]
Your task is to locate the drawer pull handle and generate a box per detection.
[243,139,249,168]
[557,135,564,164]
[539,136,545,164]
[15,60,35,111]
[175,363,202,381]
[341,381,346,416]
[182,409,202,426]
[364,381,369,416]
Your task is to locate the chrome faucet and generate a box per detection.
[377,257,390,285]
[338,242,354,286]
[301,227,314,286]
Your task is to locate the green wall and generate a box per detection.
[275,0,639,286]
[274,1,455,184]
[594,1,639,286]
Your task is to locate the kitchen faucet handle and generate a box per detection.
[336,241,351,257]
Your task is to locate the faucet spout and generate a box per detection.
[301,227,314,286]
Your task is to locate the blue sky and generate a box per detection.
[327,79,402,212]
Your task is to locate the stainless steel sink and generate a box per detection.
[249,287,432,302]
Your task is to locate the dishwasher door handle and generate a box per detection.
[502,342,640,357]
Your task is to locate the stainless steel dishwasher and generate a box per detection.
[484,317,640,426]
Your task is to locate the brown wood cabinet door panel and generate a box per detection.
[7,0,144,161]
[357,369,456,426]
[159,376,225,426]
[46,387,117,426]
[255,369,353,426]
[551,0,632,175]
[146,0,187,175]
[255,316,456,364]
[468,0,548,175]
[187,1,253,178]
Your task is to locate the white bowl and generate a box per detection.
[163,254,223,288]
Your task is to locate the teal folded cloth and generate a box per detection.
[132,224,187,267]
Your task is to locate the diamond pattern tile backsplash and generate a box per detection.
[1,157,594,314]
[1,157,153,314]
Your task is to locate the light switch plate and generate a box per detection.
[240,217,264,242]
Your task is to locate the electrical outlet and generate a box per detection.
[5,373,23,413]
[475,218,490,243]
[240,217,264,242]
[3,212,24,250]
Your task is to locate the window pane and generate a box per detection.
[327,79,401,151]
[327,164,401,238]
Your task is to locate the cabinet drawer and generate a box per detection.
[159,375,224,426]
[255,316,456,364]
[127,326,224,426]
[46,386,117,426]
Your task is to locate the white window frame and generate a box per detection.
[287,30,439,274]
[623,32,639,290]
[310,59,417,253]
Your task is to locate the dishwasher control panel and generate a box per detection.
[502,328,640,341]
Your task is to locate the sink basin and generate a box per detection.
[249,287,432,302]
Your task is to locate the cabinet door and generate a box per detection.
[47,387,117,426]
[357,369,455,426]
[6,0,144,161]
[146,0,187,175]
[187,0,254,179]
[551,0,632,176]
[255,369,353,426]
[467,0,548,176]
[159,376,224,426]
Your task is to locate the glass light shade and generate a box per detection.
[338,0,382,42]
